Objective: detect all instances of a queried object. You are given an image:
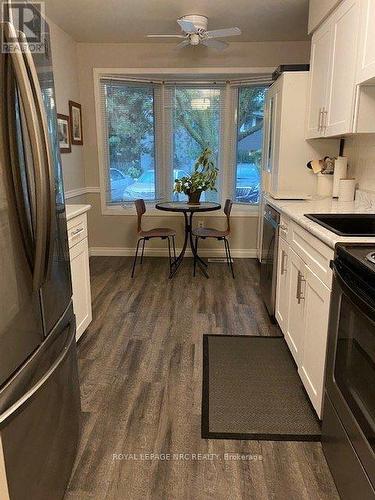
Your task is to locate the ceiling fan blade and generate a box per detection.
[201,39,228,50]
[205,27,241,38]
[147,34,185,38]
[176,39,190,48]
[177,18,197,33]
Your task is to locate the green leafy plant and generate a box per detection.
[173,148,219,197]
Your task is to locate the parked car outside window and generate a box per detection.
[124,169,189,201]
[109,168,133,202]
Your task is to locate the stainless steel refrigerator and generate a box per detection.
[0,5,80,499]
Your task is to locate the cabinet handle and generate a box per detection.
[281,251,287,275]
[318,108,323,131]
[296,271,306,304]
[322,108,328,130]
[71,227,84,237]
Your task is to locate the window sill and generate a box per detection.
[102,204,259,218]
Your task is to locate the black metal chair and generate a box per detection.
[192,199,235,278]
[131,199,176,278]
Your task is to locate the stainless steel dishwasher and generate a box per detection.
[260,204,280,318]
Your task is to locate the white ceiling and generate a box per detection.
[44,0,309,43]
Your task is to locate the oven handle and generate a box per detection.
[331,261,375,323]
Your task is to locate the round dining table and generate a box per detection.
[155,201,221,278]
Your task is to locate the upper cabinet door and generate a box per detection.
[306,24,332,139]
[357,0,375,84]
[325,0,360,136]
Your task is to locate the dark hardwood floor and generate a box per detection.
[65,257,339,500]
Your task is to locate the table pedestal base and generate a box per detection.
[169,212,208,279]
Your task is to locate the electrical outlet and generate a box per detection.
[197,220,204,228]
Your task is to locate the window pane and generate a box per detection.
[172,87,222,202]
[235,86,267,204]
[104,82,156,202]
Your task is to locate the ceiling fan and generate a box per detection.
[147,15,241,50]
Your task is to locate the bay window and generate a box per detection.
[165,85,225,202]
[97,74,269,211]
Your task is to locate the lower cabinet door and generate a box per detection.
[299,266,331,418]
[69,238,92,341]
[285,248,306,365]
[275,237,290,333]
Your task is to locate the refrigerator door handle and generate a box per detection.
[19,30,55,280]
[5,67,35,270]
[0,320,75,425]
[3,22,48,291]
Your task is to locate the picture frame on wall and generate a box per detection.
[57,113,71,153]
[69,100,83,145]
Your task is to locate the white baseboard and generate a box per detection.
[89,246,257,259]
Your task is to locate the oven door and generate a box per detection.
[326,260,375,486]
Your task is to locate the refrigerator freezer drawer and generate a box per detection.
[0,307,80,500]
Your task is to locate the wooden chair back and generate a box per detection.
[134,199,146,233]
[224,199,233,233]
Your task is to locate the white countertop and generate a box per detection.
[65,204,91,221]
[265,190,375,249]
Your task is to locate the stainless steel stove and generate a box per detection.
[323,244,375,500]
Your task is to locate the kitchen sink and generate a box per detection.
[304,214,375,236]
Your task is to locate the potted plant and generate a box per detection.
[173,148,219,205]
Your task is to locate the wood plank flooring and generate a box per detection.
[65,257,339,500]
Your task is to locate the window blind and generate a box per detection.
[98,78,164,204]
[162,83,227,202]
[97,73,271,207]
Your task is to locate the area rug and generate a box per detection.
[202,335,321,441]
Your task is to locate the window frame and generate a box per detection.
[94,68,272,217]
[230,84,269,206]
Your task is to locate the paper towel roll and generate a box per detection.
[338,179,356,202]
[333,156,348,198]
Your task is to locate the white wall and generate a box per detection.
[49,20,85,196]
[76,41,311,255]
[344,134,375,192]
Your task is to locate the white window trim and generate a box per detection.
[93,67,273,217]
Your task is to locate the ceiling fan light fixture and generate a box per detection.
[191,98,211,110]
[190,33,200,46]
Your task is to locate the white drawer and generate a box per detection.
[290,222,334,289]
[279,214,290,242]
[67,213,87,248]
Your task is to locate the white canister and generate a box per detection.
[317,173,333,197]
[333,156,348,198]
[338,179,356,202]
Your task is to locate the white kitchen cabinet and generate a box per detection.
[69,238,92,341]
[357,0,375,83]
[275,237,290,334]
[306,0,361,137]
[299,266,331,417]
[325,0,361,135]
[66,206,92,341]
[262,72,338,197]
[306,24,332,138]
[284,248,306,366]
[274,217,334,418]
